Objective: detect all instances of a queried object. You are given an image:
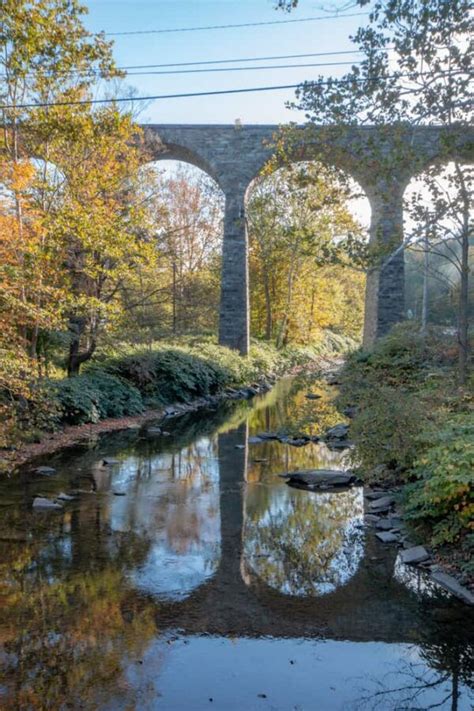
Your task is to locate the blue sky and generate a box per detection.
[84,0,368,125]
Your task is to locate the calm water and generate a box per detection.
[0,376,472,710]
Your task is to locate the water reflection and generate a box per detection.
[105,438,221,601]
[243,486,364,596]
[0,375,472,709]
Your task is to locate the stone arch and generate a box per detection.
[148,141,223,189]
[142,124,474,354]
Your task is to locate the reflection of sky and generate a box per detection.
[243,486,364,597]
[116,636,473,711]
[105,437,221,601]
[394,556,451,601]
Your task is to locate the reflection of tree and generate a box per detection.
[247,374,344,439]
[0,519,156,710]
[354,636,474,710]
[243,487,364,596]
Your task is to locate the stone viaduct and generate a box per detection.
[142,123,473,354]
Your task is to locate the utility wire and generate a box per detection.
[117,48,370,70]
[1,83,304,109]
[105,12,369,36]
[3,70,467,110]
[15,49,372,76]
[0,58,364,80]
[121,60,360,77]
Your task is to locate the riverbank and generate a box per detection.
[335,324,473,595]
[0,338,342,472]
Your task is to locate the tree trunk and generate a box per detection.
[263,271,273,341]
[420,235,429,333]
[458,225,469,385]
[67,316,96,377]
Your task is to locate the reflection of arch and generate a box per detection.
[153,422,435,643]
[106,438,222,602]
[242,487,365,598]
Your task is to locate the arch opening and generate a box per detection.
[403,159,473,333]
[245,161,371,351]
[119,159,225,343]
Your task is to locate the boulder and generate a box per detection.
[284,438,309,447]
[326,440,354,451]
[34,466,56,475]
[376,519,397,531]
[376,531,400,543]
[33,497,63,510]
[365,490,390,501]
[281,469,354,489]
[399,546,431,565]
[369,495,395,512]
[325,423,349,440]
[56,492,76,502]
[431,572,474,606]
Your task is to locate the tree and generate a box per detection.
[158,165,223,336]
[0,0,122,388]
[405,162,473,381]
[276,0,473,380]
[247,162,366,347]
[40,106,160,375]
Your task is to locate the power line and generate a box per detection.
[0,58,363,80]
[117,49,369,71]
[18,49,370,76]
[2,70,466,110]
[105,12,369,36]
[122,60,360,77]
[1,83,304,109]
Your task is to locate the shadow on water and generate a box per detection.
[0,376,472,710]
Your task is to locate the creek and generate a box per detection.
[0,375,472,710]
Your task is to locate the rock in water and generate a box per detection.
[431,572,474,606]
[280,469,354,488]
[325,423,349,440]
[376,531,400,543]
[56,492,76,502]
[399,546,431,565]
[33,497,63,510]
[34,466,56,475]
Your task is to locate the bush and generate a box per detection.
[100,348,231,406]
[52,372,144,425]
[404,415,474,546]
[341,323,448,392]
[348,385,433,475]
